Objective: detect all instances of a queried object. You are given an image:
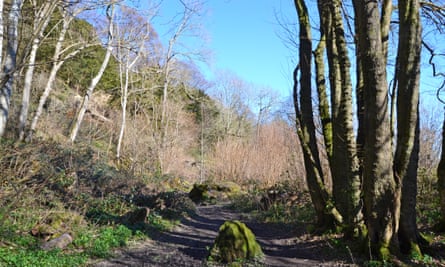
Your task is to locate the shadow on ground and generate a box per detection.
[93,204,358,267]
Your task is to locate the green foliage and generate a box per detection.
[36,15,98,72]
[88,225,132,258]
[58,45,120,93]
[0,248,88,267]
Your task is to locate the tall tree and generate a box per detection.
[352,0,397,258]
[115,4,157,160]
[320,0,364,238]
[0,0,23,137]
[395,0,424,255]
[293,0,342,228]
[69,3,115,142]
[27,6,89,140]
[18,0,59,140]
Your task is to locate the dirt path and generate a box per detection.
[93,204,357,266]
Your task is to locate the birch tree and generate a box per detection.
[27,3,102,141]
[156,0,206,172]
[115,4,157,160]
[17,0,59,140]
[69,3,116,143]
[0,0,23,137]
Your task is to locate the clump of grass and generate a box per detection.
[0,248,88,267]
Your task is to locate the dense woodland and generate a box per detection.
[1,0,445,266]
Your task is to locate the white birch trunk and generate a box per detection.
[27,6,98,141]
[0,0,22,137]
[69,4,115,143]
[18,1,58,140]
[116,23,149,160]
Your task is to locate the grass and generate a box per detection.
[0,140,192,266]
[0,248,88,267]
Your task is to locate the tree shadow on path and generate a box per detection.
[94,204,358,267]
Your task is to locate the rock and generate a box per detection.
[40,233,73,251]
[208,220,263,263]
[122,207,150,225]
[189,183,212,203]
[188,181,242,204]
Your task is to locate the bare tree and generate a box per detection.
[155,0,207,172]
[17,0,60,141]
[114,3,159,160]
[0,0,23,137]
[69,3,116,143]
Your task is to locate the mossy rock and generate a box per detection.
[208,220,263,263]
[189,181,242,204]
[189,183,212,203]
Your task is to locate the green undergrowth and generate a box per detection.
[0,140,192,266]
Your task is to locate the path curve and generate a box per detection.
[93,204,357,266]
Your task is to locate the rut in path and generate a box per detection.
[93,204,357,267]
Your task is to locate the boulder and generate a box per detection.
[189,181,241,204]
[208,220,263,263]
[40,233,73,251]
[122,207,150,225]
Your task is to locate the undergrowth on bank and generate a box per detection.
[0,140,188,266]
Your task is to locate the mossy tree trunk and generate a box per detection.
[293,0,342,228]
[352,0,397,259]
[320,0,364,238]
[394,0,426,255]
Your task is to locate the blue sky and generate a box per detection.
[152,0,445,110]
[203,1,295,97]
[155,0,296,99]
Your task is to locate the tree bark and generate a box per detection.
[69,3,115,143]
[352,0,397,259]
[18,0,58,141]
[294,0,342,228]
[395,0,427,255]
[314,2,332,162]
[324,0,364,238]
[0,0,22,137]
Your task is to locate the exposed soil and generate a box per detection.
[92,203,358,267]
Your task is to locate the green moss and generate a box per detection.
[378,243,391,261]
[208,220,263,263]
[189,181,242,204]
[409,242,422,259]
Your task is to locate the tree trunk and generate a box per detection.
[353,0,397,259]
[0,0,22,137]
[294,0,342,228]
[18,1,58,141]
[69,4,115,143]
[324,0,364,237]
[437,114,445,231]
[314,3,332,162]
[395,0,427,255]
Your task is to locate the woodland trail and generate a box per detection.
[93,204,357,267]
